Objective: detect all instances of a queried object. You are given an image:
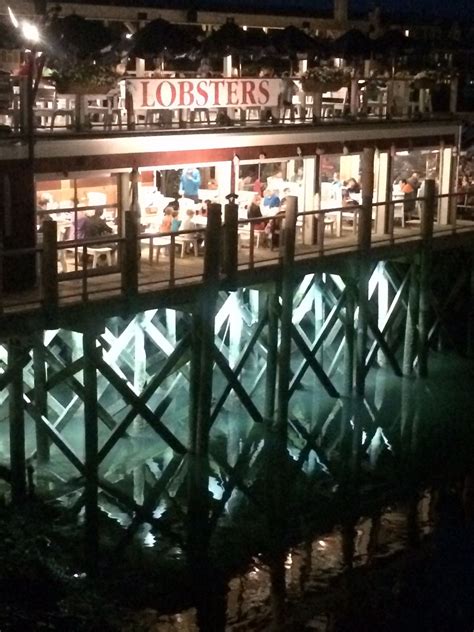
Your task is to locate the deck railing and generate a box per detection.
[0,75,459,139]
[0,188,472,316]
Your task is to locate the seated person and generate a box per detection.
[342,178,361,207]
[160,206,173,233]
[262,188,281,210]
[181,208,198,233]
[179,209,201,253]
[247,194,266,231]
[266,208,286,250]
[83,209,113,239]
[170,209,181,232]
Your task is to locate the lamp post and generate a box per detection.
[8,7,41,290]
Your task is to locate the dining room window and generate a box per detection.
[35,174,119,241]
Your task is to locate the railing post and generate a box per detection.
[169,233,176,287]
[420,179,435,242]
[282,195,298,262]
[316,212,325,255]
[203,203,222,283]
[358,147,374,252]
[449,76,459,115]
[223,195,239,285]
[350,78,359,117]
[41,219,58,312]
[121,211,139,298]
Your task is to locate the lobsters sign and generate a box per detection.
[127,78,282,110]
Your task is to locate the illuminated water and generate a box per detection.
[92,351,474,631]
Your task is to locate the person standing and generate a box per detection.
[179,167,201,202]
[400,178,416,219]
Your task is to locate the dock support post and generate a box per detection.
[264,288,279,426]
[276,195,297,439]
[187,203,221,557]
[344,280,355,397]
[418,180,435,377]
[376,263,389,366]
[8,338,27,502]
[33,332,50,463]
[355,263,370,398]
[403,261,419,376]
[83,329,100,573]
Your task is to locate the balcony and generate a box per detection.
[0,74,460,141]
[0,190,472,327]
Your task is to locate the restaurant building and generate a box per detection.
[0,3,472,576]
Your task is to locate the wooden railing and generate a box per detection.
[1,75,460,138]
[0,188,472,316]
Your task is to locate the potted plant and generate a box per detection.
[51,59,119,94]
[302,66,350,92]
[413,70,441,90]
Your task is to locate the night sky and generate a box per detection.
[179,0,474,21]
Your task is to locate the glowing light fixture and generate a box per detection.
[21,21,40,43]
[8,6,18,28]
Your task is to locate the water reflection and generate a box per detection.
[100,354,474,630]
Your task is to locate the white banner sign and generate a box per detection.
[127,78,282,110]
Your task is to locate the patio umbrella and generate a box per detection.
[200,21,248,57]
[244,28,275,59]
[374,30,425,56]
[271,25,329,58]
[332,29,374,59]
[131,18,198,58]
[46,15,116,59]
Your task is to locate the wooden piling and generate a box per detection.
[276,195,297,438]
[187,203,221,555]
[355,263,370,398]
[343,281,355,397]
[8,338,27,502]
[33,333,50,463]
[418,179,435,377]
[83,329,99,573]
[402,261,419,376]
[264,289,279,426]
